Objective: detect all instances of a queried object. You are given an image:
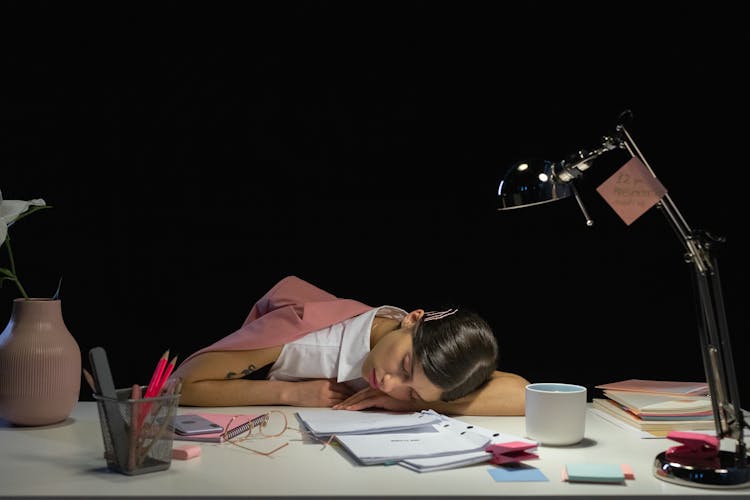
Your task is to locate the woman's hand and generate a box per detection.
[331,386,419,412]
[283,379,356,407]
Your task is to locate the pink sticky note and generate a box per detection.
[595,157,667,226]
[621,464,635,480]
[486,441,539,465]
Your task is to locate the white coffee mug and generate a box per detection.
[525,382,587,446]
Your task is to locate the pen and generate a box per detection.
[144,349,169,398]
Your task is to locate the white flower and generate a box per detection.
[1,189,51,299]
[0,190,46,246]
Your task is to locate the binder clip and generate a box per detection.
[485,441,539,465]
[665,431,719,465]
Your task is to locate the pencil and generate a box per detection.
[155,355,178,396]
[128,383,142,471]
[144,349,169,398]
[82,368,96,392]
[138,349,170,430]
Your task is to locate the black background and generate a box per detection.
[3,2,748,406]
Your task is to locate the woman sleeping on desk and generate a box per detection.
[173,276,528,416]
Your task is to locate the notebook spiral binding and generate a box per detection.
[224,413,271,440]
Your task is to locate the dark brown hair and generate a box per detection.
[412,308,498,401]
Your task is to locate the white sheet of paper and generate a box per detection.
[336,424,489,464]
[296,409,441,436]
[399,450,493,473]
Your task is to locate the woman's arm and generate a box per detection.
[173,349,355,407]
[423,371,529,416]
[179,378,356,407]
[333,371,529,416]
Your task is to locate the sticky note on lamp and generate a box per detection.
[595,157,666,226]
[565,463,626,483]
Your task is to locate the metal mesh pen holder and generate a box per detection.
[93,387,180,475]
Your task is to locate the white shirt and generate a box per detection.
[268,305,407,390]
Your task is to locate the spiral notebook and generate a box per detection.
[172,412,269,443]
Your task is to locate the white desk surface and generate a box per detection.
[1,403,748,499]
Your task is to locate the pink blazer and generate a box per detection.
[179,276,374,366]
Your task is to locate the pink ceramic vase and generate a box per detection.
[0,298,81,426]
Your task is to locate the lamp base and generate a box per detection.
[653,450,750,489]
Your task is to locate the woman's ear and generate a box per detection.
[401,309,425,329]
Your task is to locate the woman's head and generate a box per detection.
[412,308,499,401]
[362,308,498,402]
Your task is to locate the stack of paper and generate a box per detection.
[596,379,710,397]
[592,379,716,437]
[602,390,713,419]
[400,416,538,473]
[335,425,490,465]
[295,409,537,473]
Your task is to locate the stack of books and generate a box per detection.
[591,379,715,437]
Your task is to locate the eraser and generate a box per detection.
[172,444,202,460]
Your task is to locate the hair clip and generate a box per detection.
[423,308,459,321]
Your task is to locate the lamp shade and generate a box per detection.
[497,158,572,210]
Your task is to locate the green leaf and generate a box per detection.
[0,268,16,278]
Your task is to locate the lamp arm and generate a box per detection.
[617,124,705,268]
[553,135,622,183]
[618,124,748,461]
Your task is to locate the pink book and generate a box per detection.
[172,412,269,443]
[596,379,709,397]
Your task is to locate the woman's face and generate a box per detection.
[361,326,443,402]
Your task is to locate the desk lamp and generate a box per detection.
[497,110,748,488]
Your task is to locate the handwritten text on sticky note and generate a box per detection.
[596,157,667,226]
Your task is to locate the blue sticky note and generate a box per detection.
[488,464,548,482]
[565,463,625,483]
